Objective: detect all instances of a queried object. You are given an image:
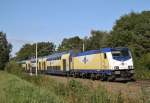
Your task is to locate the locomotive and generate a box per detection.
[20,47,134,81]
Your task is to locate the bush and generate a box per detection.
[4,61,23,76]
[134,53,150,79]
[139,53,150,70]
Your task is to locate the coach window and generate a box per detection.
[104,53,107,59]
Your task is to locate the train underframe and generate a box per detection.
[67,69,135,81]
[27,68,135,82]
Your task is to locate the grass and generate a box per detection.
[135,69,150,80]
[0,71,63,103]
[3,61,150,103]
[21,74,146,103]
[1,70,149,103]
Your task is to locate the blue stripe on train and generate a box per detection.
[46,69,65,75]
[76,70,113,75]
[45,69,113,75]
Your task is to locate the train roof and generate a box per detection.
[17,60,30,64]
[74,47,129,57]
[17,47,129,62]
[27,51,70,62]
[100,47,129,52]
[46,51,67,61]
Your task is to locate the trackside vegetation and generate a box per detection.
[1,71,148,103]
[0,71,63,103]
[3,62,149,103]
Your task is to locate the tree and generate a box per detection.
[0,32,12,70]
[16,44,33,60]
[16,42,55,60]
[107,11,150,58]
[85,30,109,50]
[58,36,83,52]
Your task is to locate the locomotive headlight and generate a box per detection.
[114,66,119,70]
[128,66,133,69]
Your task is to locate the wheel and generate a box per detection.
[66,72,70,77]
[81,73,85,79]
[100,75,108,81]
[90,74,95,80]
[108,76,115,82]
[95,74,100,80]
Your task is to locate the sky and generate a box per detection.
[0,0,150,56]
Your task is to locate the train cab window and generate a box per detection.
[104,53,107,59]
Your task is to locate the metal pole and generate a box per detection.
[35,42,38,76]
[30,62,32,76]
[83,40,85,52]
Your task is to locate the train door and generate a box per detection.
[39,62,41,70]
[63,59,66,72]
[103,53,109,69]
[43,62,46,70]
[26,64,28,71]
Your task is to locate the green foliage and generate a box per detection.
[5,61,23,76]
[0,71,63,103]
[138,53,150,70]
[16,44,33,60]
[34,42,56,57]
[85,30,109,50]
[134,53,150,79]
[1,69,147,103]
[90,86,111,103]
[57,31,109,52]
[108,11,150,58]
[0,32,12,70]
[22,75,144,103]
[58,36,83,52]
[16,42,55,60]
[135,69,150,80]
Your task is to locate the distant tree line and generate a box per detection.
[16,42,55,60]
[1,11,150,76]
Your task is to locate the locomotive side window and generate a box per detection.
[112,51,121,57]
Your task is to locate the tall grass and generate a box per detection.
[3,61,149,103]
[21,74,145,103]
[4,61,23,76]
[1,70,147,103]
[0,71,64,103]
